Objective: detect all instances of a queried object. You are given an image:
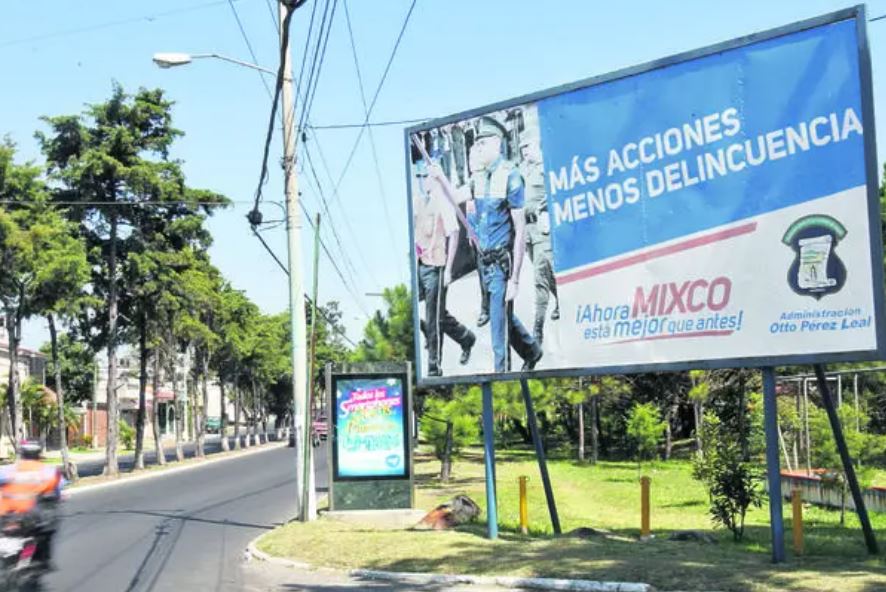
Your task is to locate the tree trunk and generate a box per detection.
[6,307,23,449]
[233,387,242,450]
[151,351,165,466]
[134,307,148,470]
[840,479,847,526]
[220,381,230,452]
[577,403,585,462]
[590,395,599,465]
[693,399,703,457]
[196,349,208,458]
[440,420,453,482]
[172,352,184,462]
[105,211,120,477]
[251,380,259,445]
[738,375,749,462]
[664,404,674,460]
[48,314,77,482]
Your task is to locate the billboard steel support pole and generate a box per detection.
[481,382,498,539]
[814,364,879,555]
[762,367,786,563]
[520,379,561,534]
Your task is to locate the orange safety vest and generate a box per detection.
[0,460,61,515]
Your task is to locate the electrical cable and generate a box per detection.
[308,118,427,130]
[227,0,274,100]
[247,3,296,223]
[296,0,336,134]
[264,0,280,28]
[0,0,246,48]
[297,199,372,319]
[298,0,340,134]
[342,0,402,273]
[331,0,418,197]
[300,144,368,287]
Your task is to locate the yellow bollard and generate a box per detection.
[640,476,651,538]
[519,476,529,534]
[792,489,804,556]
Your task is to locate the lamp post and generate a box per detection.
[152,0,314,521]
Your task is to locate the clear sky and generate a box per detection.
[2,0,886,349]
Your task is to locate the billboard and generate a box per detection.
[332,375,409,480]
[405,7,883,385]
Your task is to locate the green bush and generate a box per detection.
[625,402,666,464]
[119,420,135,450]
[693,411,763,540]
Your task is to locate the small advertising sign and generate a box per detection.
[332,375,409,480]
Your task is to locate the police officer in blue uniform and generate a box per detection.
[431,116,542,373]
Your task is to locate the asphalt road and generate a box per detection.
[74,434,281,478]
[47,441,328,592]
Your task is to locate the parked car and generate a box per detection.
[311,416,328,447]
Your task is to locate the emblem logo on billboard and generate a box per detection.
[782,215,847,299]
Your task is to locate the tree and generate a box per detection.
[40,84,226,475]
[40,333,96,407]
[39,84,186,477]
[625,402,666,466]
[808,402,880,525]
[693,411,763,540]
[352,285,413,363]
[0,141,50,450]
[422,389,480,481]
[212,285,260,450]
[688,370,712,457]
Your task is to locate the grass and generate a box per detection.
[257,448,886,592]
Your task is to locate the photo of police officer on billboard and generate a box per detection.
[410,104,559,379]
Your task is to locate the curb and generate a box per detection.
[352,570,655,592]
[245,533,654,592]
[246,534,313,570]
[67,442,287,497]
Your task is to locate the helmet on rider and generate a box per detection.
[19,439,42,461]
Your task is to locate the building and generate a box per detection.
[0,325,48,458]
[82,348,235,448]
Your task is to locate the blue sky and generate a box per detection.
[2,0,885,349]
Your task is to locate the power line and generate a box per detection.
[295,0,322,106]
[227,0,274,100]
[0,200,246,207]
[247,3,296,219]
[303,132,378,288]
[871,13,886,23]
[308,118,428,130]
[250,218,360,347]
[331,0,418,197]
[297,199,372,319]
[296,0,338,135]
[342,0,402,272]
[0,0,246,49]
[264,0,280,28]
[301,142,366,286]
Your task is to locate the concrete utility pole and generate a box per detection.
[279,0,315,521]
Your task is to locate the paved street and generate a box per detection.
[73,434,285,478]
[48,442,328,592]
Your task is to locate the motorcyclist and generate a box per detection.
[0,439,63,569]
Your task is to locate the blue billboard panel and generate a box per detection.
[406,9,882,385]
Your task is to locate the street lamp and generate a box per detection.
[152,52,288,78]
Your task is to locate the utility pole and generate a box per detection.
[279,0,314,521]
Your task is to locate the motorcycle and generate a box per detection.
[0,513,48,591]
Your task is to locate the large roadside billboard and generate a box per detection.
[406,7,884,386]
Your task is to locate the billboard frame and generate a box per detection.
[330,371,412,482]
[404,5,884,387]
